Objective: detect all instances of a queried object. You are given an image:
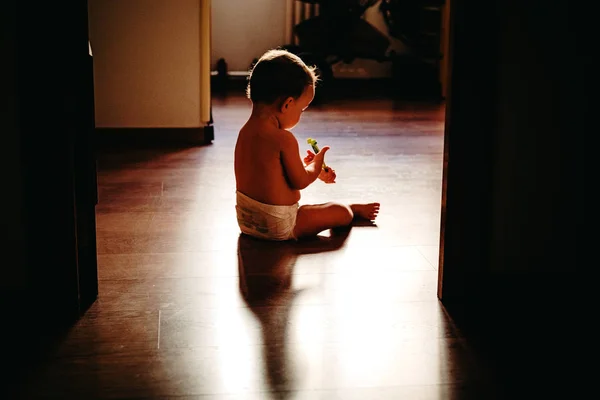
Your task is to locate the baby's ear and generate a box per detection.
[280,97,294,113]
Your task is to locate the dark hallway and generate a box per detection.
[2,1,587,399]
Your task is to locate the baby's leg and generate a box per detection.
[293,202,380,239]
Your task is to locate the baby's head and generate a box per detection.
[247,49,318,129]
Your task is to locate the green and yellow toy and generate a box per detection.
[307,138,328,171]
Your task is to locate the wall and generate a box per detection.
[439,1,587,394]
[489,1,586,274]
[4,3,101,383]
[0,0,26,293]
[211,0,287,72]
[211,0,406,77]
[88,0,204,128]
[439,0,587,298]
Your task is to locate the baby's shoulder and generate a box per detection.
[255,123,294,141]
[269,128,296,152]
[240,124,292,150]
[269,126,294,142]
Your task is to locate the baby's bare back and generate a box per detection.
[234,121,301,206]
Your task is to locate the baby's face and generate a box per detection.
[279,85,314,130]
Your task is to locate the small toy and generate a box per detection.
[306,137,329,171]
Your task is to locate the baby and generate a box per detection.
[234,49,380,241]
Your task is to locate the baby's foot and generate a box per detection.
[350,203,380,221]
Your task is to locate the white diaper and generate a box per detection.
[235,191,299,241]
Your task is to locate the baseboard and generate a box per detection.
[211,73,393,90]
[211,74,442,102]
[211,74,396,98]
[95,126,213,149]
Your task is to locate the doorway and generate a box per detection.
[210,0,451,289]
[86,0,451,315]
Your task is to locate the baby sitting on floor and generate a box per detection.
[234,48,380,241]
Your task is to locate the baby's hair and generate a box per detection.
[246,49,318,105]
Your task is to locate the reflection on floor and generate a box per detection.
[18,95,503,399]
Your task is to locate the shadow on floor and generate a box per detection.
[237,228,351,397]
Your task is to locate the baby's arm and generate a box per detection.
[280,130,327,190]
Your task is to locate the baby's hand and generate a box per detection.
[318,167,336,184]
[306,149,334,182]
[303,150,316,165]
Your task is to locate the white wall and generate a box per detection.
[211,0,287,72]
[89,0,209,128]
[211,0,406,78]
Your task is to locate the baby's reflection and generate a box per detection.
[237,229,350,396]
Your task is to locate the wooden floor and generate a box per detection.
[16,94,505,399]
